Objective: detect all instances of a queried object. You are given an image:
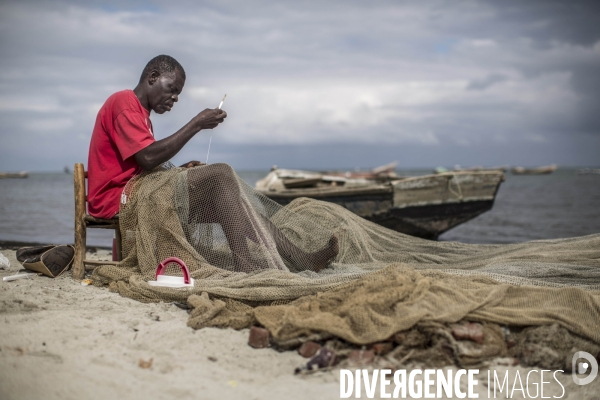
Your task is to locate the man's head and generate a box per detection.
[138,55,186,114]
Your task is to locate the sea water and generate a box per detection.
[0,168,598,247]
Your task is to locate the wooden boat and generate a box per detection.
[435,165,509,174]
[457,165,509,173]
[256,168,505,240]
[323,161,400,181]
[0,171,28,179]
[511,164,557,175]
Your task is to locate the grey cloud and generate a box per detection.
[0,0,599,172]
[466,74,509,90]
[486,0,600,47]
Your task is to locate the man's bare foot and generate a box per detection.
[275,233,339,272]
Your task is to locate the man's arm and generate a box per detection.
[134,108,227,171]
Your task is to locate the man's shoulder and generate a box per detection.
[102,90,143,117]
[107,89,135,101]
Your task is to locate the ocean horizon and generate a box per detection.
[1,167,599,248]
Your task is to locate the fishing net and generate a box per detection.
[92,163,600,347]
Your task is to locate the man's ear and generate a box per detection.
[148,70,160,85]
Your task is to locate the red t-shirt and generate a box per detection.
[87,90,155,218]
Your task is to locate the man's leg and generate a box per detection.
[186,164,272,272]
[185,163,338,272]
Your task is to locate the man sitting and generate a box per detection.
[88,55,226,219]
[88,55,338,273]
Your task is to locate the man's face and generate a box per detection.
[147,69,185,114]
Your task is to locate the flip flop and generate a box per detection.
[16,245,75,278]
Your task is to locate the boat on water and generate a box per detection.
[577,168,600,175]
[0,171,28,179]
[322,161,400,181]
[434,165,509,174]
[256,167,505,240]
[511,164,557,175]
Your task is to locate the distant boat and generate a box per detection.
[577,168,600,175]
[0,171,28,179]
[256,167,505,240]
[321,161,400,181]
[457,165,509,173]
[434,165,509,174]
[511,164,558,175]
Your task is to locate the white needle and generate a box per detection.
[218,94,227,109]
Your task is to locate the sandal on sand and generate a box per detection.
[16,245,75,278]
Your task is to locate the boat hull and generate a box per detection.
[511,165,557,175]
[260,171,504,240]
[366,199,495,240]
[0,171,28,179]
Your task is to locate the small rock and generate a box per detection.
[295,348,338,374]
[393,332,406,344]
[371,342,393,356]
[348,349,375,365]
[298,341,321,358]
[138,358,153,369]
[452,322,484,344]
[307,348,337,370]
[248,326,270,348]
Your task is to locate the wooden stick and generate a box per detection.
[83,259,119,266]
[73,163,86,280]
[84,259,120,271]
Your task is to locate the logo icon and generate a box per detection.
[572,351,598,385]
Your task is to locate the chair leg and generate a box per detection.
[73,218,86,279]
[115,226,123,262]
[73,163,87,280]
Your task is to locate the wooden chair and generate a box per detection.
[73,163,121,279]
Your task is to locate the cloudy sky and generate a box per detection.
[0,0,599,171]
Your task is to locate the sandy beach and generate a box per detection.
[1,248,599,400]
[2,0,599,398]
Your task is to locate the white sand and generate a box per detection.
[1,249,598,400]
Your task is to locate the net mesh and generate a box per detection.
[92,163,600,347]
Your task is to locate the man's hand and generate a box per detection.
[134,108,227,171]
[180,160,205,168]
[192,108,227,130]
